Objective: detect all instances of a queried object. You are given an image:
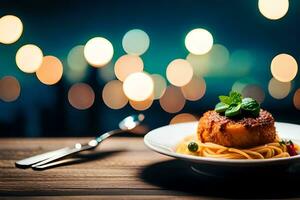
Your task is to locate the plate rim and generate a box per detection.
[144,121,300,165]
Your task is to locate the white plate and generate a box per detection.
[144,122,300,168]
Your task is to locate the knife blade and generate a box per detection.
[15,147,71,168]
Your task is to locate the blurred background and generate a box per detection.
[0,0,299,137]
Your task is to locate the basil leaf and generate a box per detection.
[219,95,231,104]
[229,91,242,104]
[225,104,241,117]
[241,97,260,117]
[241,98,259,110]
[215,102,229,113]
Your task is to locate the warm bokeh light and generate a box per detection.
[151,74,167,99]
[102,80,128,109]
[159,86,186,113]
[0,76,21,102]
[123,72,154,101]
[36,56,63,85]
[122,29,150,56]
[84,37,114,67]
[170,113,197,124]
[16,44,43,73]
[129,96,153,111]
[0,15,23,44]
[258,0,289,20]
[166,59,193,87]
[68,83,95,110]
[181,76,206,101]
[242,84,265,104]
[185,28,213,55]
[114,55,144,81]
[293,89,300,110]
[271,53,298,82]
[268,78,291,99]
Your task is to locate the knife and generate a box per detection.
[15,147,71,168]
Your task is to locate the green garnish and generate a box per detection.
[219,91,242,105]
[215,102,229,113]
[215,91,260,118]
[188,142,199,152]
[279,140,294,146]
[225,104,241,117]
[241,97,260,117]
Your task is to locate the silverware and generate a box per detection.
[15,114,145,169]
[15,147,71,168]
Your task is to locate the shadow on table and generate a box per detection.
[140,159,300,199]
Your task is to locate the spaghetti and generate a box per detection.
[176,135,296,159]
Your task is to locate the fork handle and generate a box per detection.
[15,147,70,168]
[31,145,94,169]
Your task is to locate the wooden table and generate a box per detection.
[0,137,300,199]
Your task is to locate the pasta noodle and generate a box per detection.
[176,135,295,159]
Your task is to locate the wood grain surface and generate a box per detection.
[0,137,300,199]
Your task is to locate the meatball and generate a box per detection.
[197,110,276,148]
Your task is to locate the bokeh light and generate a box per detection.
[159,86,186,113]
[68,83,95,110]
[65,45,88,82]
[166,59,193,87]
[114,55,144,81]
[186,53,210,77]
[186,44,229,77]
[98,61,116,82]
[102,80,128,109]
[268,78,291,99]
[16,44,43,73]
[0,76,21,102]
[232,78,259,93]
[185,28,213,55]
[36,56,63,85]
[151,74,167,99]
[123,72,154,101]
[181,76,206,101]
[129,96,153,111]
[208,44,230,68]
[0,15,23,44]
[258,0,289,20]
[64,66,87,83]
[293,89,300,110]
[271,53,298,82]
[122,29,150,56]
[170,113,197,124]
[84,37,114,67]
[67,45,88,71]
[242,84,265,103]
